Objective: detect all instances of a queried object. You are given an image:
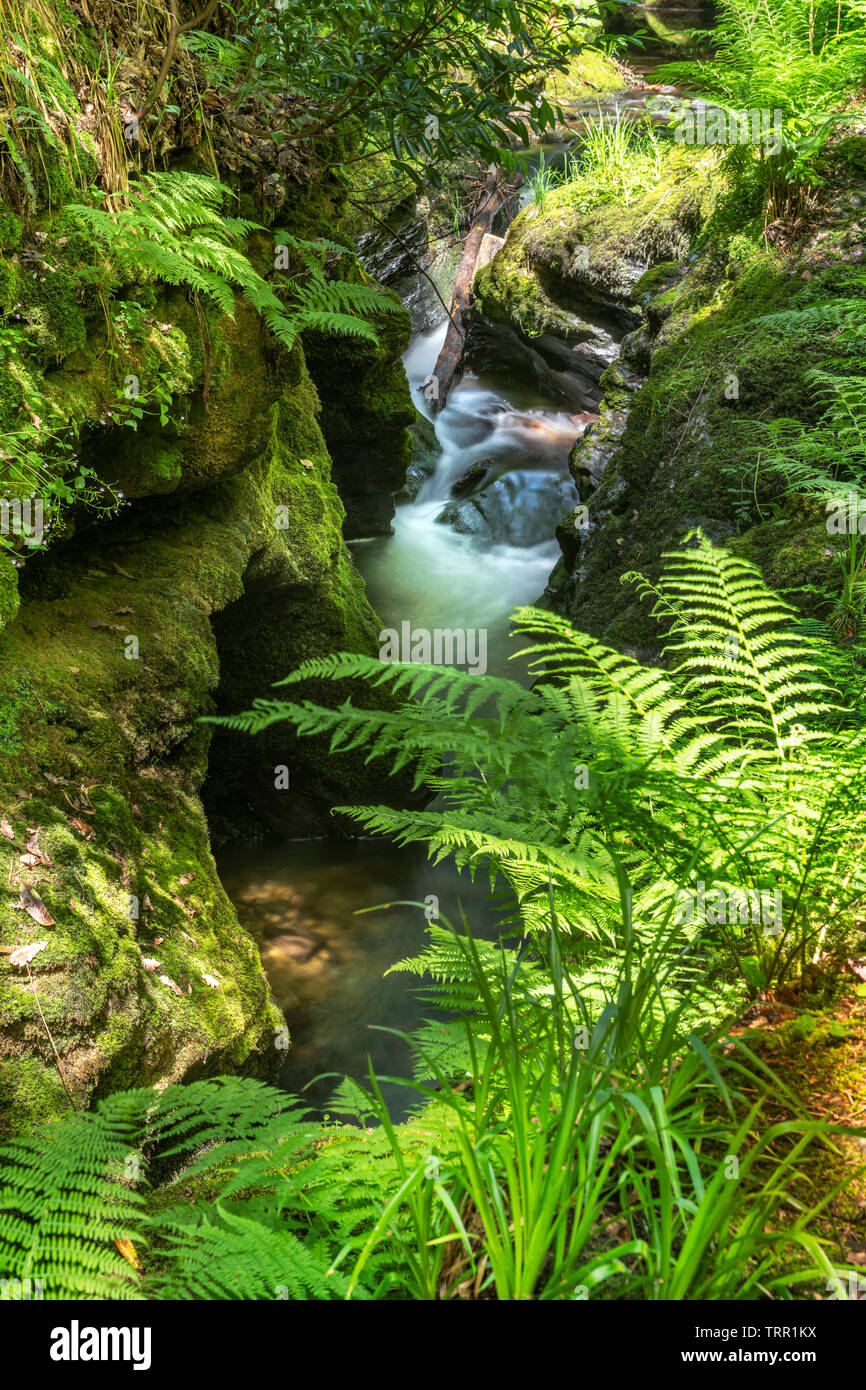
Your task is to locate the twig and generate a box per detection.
[137,0,220,124]
[26,961,78,1110]
[347,199,459,332]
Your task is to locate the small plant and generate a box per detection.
[67,172,403,353]
[525,152,560,210]
[657,0,866,213]
[563,110,665,210]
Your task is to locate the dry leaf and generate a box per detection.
[112,562,137,581]
[114,607,134,616]
[178,873,196,887]
[202,973,221,989]
[158,974,183,996]
[23,831,52,867]
[0,817,14,841]
[142,894,154,912]
[141,956,161,972]
[12,887,55,927]
[153,936,164,946]
[114,1238,142,1271]
[69,818,95,840]
[181,930,198,946]
[300,457,315,470]
[7,941,48,967]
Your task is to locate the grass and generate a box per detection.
[562,110,666,210]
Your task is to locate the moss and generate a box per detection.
[0,1056,69,1134]
[476,147,719,335]
[0,321,399,1134]
[543,47,627,105]
[540,142,866,647]
[0,552,19,632]
[0,206,22,253]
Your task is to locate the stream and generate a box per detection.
[217,11,708,1118]
[218,336,581,1121]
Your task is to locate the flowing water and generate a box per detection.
[217,333,583,1119]
[217,13,707,1115]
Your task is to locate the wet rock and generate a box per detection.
[450,458,493,496]
[395,413,440,504]
[435,470,579,546]
[463,315,615,411]
[356,196,429,286]
[261,933,321,965]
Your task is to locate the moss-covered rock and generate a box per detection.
[533,142,866,649]
[0,323,394,1136]
[302,298,415,538]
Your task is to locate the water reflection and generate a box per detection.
[218,838,514,1120]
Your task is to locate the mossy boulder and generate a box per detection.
[537,143,866,649]
[302,298,415,538]
[0,330,394,1136]
[469,150,718,409]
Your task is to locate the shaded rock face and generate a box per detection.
[436,471,580,547]
[0,290,401,1135]
[395,414,440,504]
[356,195,446,331]
[302,304,416,539]
[463,313,619,412]
[535,155,866,653]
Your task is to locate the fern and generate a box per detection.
[66,173,400,353]
[0,1075,423,1301]
[213,535,866,993]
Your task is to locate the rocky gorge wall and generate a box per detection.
[471,137,866,656]
[0,9,419,1136]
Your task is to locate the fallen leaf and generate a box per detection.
[141,956,161,972]
[158,974,183,996]
[42,772,67,786]
[0,818,14,841]
[114,1238,142,1271]
[12,887,55,926]
[181,930,198,946]
[7,941,48,967]
[178,873,196,887]
[300,457,315,470]
[142,894,154,912]
[114,607,134,616]
[23,831,52,867]
[112,562,137,581]
[202,973,221,989]
[69,818,95,840]
[153,936,164,946]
